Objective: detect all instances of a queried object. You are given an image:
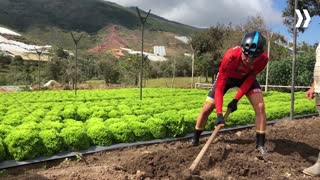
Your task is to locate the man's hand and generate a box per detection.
[214,113,224,127]
[306,87,314,100]
[228,99,238,112]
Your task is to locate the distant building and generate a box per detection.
[275,39,305,54]
[153,46,166,57]
[120,47,167,62]
[174,36,189,44]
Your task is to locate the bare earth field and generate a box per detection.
[2,117,320,180]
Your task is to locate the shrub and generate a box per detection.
[183,112,198,133]
[122,115,139,122]
[104,118,121,127]
[61,108,76,119]
[137,114,150,122]
[108,110,119,118]
[129,121,153,141]
[118,105,133,115]
[39,121,64,132]
[0,124,13,139]
[155,110,185,137]
[5,129,43,160]
[91,110,107,119]
[133,109,144,116]
[43,115,62,122]
[1,113,24,126]
[63,119,84,128]
[143,107,154,114]
[77,107,92,121]
[46,109,62,117]
[145,117,167,139]
[22,115,41,123]
[15,121,40,131]
[86,118,104,127]
[104,106,114,112]
[39,130,63,156]
[108,122,135,143]
[31,109,47,118]
[295,99,316,115]
[87,122,113,146]
[60,126,90,151]
[266,107,289,120]
[227,110,255,126]
[0,138,6,161]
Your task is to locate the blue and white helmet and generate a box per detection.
[241,31,266,58]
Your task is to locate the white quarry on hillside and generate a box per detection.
[174,36,189,44]
[0,26,51,61]
[0,35,51,53]
[0,27,21,36]
[120,47,167,62]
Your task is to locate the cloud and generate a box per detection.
[105,0,282,27]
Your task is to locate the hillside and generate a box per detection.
[0,0,198,52]
[88,25,192,56]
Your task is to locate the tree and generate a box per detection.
[242,15,268,34]
[80,55,96,80]
[190,25,225,81]
[149,61,162,78]
[0,54,11,69]
[175,56,192,77]
[97,55,120,85]
[298,41,315,52]
[10,56,24,84]
[270,42,291,61]
[46,47,70,83]
[23,61,32,84]
[221,16,269,53]
[283,0,320,33]
[46,47,74,88]
[119,54,141,85]
[195,53,218,82]
[257,50,315,87]
[0,54,11,85]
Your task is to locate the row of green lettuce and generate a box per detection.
[0,89,316,161]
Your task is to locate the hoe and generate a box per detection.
[188,108,231,176]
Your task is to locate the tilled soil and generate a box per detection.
[2,117,320,180]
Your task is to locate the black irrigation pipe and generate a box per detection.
[0,113,318,170]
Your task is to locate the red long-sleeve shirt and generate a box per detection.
[214,46,269,114]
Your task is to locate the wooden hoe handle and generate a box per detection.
[188,109,231,173]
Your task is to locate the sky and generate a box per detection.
[105,0,319,45]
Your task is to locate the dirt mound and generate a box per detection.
[123,142,195,179]
[3,117,320,180]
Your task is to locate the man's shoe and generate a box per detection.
[303,162,320,176]
[303,152,320,176]
[191,137,200,146]
[256,145,267,155]
[191,129,202,146]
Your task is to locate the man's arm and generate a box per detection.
[214,49,235,114]
[234,56,269,100]
[214,76,227,114]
